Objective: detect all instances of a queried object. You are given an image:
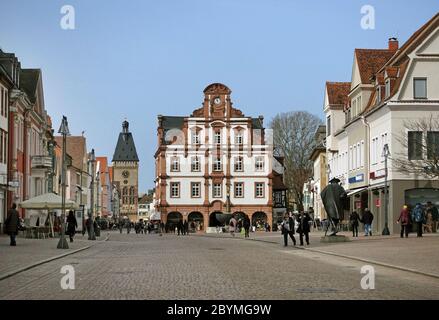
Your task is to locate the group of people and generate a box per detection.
[228,214,251,238]
[397,202,438,238]
[349,208,374,237]
[280,211,312,247]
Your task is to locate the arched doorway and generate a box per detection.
[209,212,221,227]
[188,212,204,232]
[167,212,182,233]
[252,212,268,231]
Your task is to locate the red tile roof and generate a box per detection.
[326,82,350,106]
[355,49,396,84]
[365,13,439,114]
[54,136,86,170]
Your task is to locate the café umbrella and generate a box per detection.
[20,193,79,237]
[20,192,79,210]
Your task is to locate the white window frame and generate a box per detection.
[170,157,180,172]
[255,182,264,198]
[191,182,201,198]
[213,183,222,198]
[170,182,180,198]
[234,156,243,172]
[255,156,265,172]
[213,157,222,172]
[192,132,200,145]
[234,182,244,198]
[214,131,221,145]
[235,131,243,145]
[191,156,200,172]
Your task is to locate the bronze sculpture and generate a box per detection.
[320,178,347,236]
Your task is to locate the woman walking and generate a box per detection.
[397,205,411,238]
[66,210,78,243]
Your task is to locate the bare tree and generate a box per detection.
[270,111,322,211]
[393,114,439,178]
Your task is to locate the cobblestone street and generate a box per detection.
[0,231,438,300]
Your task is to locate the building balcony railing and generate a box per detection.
[31,155,52,169]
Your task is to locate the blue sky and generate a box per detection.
[1,0,438,192]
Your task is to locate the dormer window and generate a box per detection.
[376,86,382,104]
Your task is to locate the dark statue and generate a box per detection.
[320,178,347,236]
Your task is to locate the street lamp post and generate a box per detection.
[88,149,96,240]
[382,143,391,236]
[57,116,70,249]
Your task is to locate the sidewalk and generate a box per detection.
[0,233,108,279]
[194,230,439,278]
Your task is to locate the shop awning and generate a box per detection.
[346,187,367,197]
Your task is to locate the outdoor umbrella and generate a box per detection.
[19,192,79,210]
[20,193,79,238]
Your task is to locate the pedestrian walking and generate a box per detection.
[243,215,250,238]
[177,219,183,236]
[349,211,360,237]
[424,210,433,233]
[411,203,425,238]
[118,219,123,234]
[287,212,297,246]
[66,210,78,243]
[397,205,411,238]
[126,220,131,234]
[183,220,189,235]
[160,222,165,233]
[4,203,20,246]
[281,213,296,246]
[229,215,237,237]
[361,208,374,236]
[297,212,311,246]
[426,202,438,233]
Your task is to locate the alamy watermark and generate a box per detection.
[60,5,75,30]
[60,265,75,290]
[360,265,375,290]
[361,5,375,30]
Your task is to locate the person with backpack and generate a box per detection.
[361,208,374,236]
[411,203,425,238]
[397,205,411,238]
[349,211,360,237]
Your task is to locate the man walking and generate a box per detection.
[411,203,425,238]
[349,211,360,237]
[288,212,297,246]
[5,203,20,246]
[183,220,189,235]
[243,214,250,238]
[361,208,374,236]
[297,211,311,246]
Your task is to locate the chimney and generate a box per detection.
[388,37,399,51]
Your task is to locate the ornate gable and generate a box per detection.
[190,83,245,119]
